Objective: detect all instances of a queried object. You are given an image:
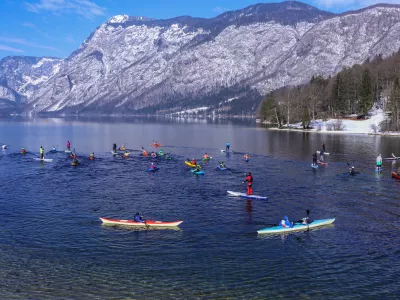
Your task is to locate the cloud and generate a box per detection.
[314,0,400,9]
[0,37,58,51]
[64,34,75,43]
[22,22,52,39]
[24,0,107,19]
[0,45,24,53]
[213,6,230,14]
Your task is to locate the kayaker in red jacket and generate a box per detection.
[244,172,253,195]
[191,158,197,165]
[150,162,156,169]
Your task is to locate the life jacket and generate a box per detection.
[246,175,253,185]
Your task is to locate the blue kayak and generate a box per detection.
[147,167,159,172]
[257,218,335,234]
[218,166,227,170]
[190,169,205,175]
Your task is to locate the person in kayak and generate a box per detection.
[322,142,326,152]
[219,161,225,168]
[52,146,57,152]
[134,213,144,223]
[150,162,156,169]
[280,216,293,228]
[39,146,44,159]
[349,166,356,175]
[204,153,210,159]
[376,154,382,169]
[193,164,201,173]
[244,172,253,195]
[312,152,318,166]
[72,157,79,165]
[244,154,250,160]
[124,150,130,157]
[89,152,95,159]
[67,141,71,151]
[191,158,197,165]
[226,142,230,152]
[21,147,26,154]
[119,144,125,151]
[113,143,117,152]
[151,152,157,158]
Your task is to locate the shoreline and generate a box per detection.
[265,127,400,136]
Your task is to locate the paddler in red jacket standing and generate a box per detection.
[244,172,253,195]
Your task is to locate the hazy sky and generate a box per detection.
[0,0,398,59]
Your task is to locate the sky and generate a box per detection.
[0,0,399,60]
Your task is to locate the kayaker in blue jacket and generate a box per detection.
[280,216,293,228]
[226,142,230,152]
[134,213,144,223]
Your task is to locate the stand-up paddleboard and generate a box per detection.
[111,151,118,155]
[317,151,330,155]
[311,164,318,169]
[227,191,268,200]
[257,218,335,234]
[317,161,328,166]
[34,158,53,162]
[221,149,234,154]
[65,149,72,154]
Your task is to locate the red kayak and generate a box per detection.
[392,172,400,179]
[100,217,183,227]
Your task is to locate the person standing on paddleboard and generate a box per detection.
[312,152,318,166]
[244,172,253,195]
[322,142,326,152]
[319,149,325,163]
[113,143,117,152]
[67,141,71,151]
[39,146,44,159]
[226,142,230,152]
[376,154,382,170]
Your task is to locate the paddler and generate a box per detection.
[21,147,26,154]
[113,143,117,152]
[243,172,253,195]
[312,152,318,166]
[191,158,197,165]
[124,150,130,157]
[203,153,210,159]
[322,142,326,152]
[72,158,79,165]
[134,213,144,223]
[150,162,156,169]
[39,146,44,159]
[376,154,382,170]
[280,216,293,228]
[349,166,356,175]
[244,154,250,160]
[220,161,225,168]
[226,142,230,152]
[67,141,71,151]
[119,144,125,151]
[151,152,157,158]
[89,152,95,159]
[193,164,201,173]
[319,149,325,163]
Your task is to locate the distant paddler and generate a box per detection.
[39,146,44,159]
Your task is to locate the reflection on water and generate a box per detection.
[0,117,399,298]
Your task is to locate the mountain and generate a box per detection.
[3,1,400,115]
[0,56,60,112]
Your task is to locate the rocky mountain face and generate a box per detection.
[0,56,60,111]
[3,1,400,115]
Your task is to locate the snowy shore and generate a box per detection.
[266,109,400,135]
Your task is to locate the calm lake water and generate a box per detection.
[0,117,399,299]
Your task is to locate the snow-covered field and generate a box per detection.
[276,109,398,135]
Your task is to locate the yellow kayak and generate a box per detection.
[185,161,197,168]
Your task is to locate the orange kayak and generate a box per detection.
[392,172,400,179]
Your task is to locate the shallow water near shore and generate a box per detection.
[0,117,399,299]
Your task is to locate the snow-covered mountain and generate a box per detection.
[3,1,400,115]
[0,56,60,111]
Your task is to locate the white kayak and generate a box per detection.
[100,217,183,227]
[34,158,53,162]
[316,151,330,155]
[257,218,335,234]
[1,145,7,150]
[227,191,268,200]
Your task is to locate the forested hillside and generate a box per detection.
[259,51,400,130]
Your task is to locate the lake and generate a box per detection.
[0,117,399,299]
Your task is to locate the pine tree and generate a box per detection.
[359,68,373,114]
[389,77,400,130]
